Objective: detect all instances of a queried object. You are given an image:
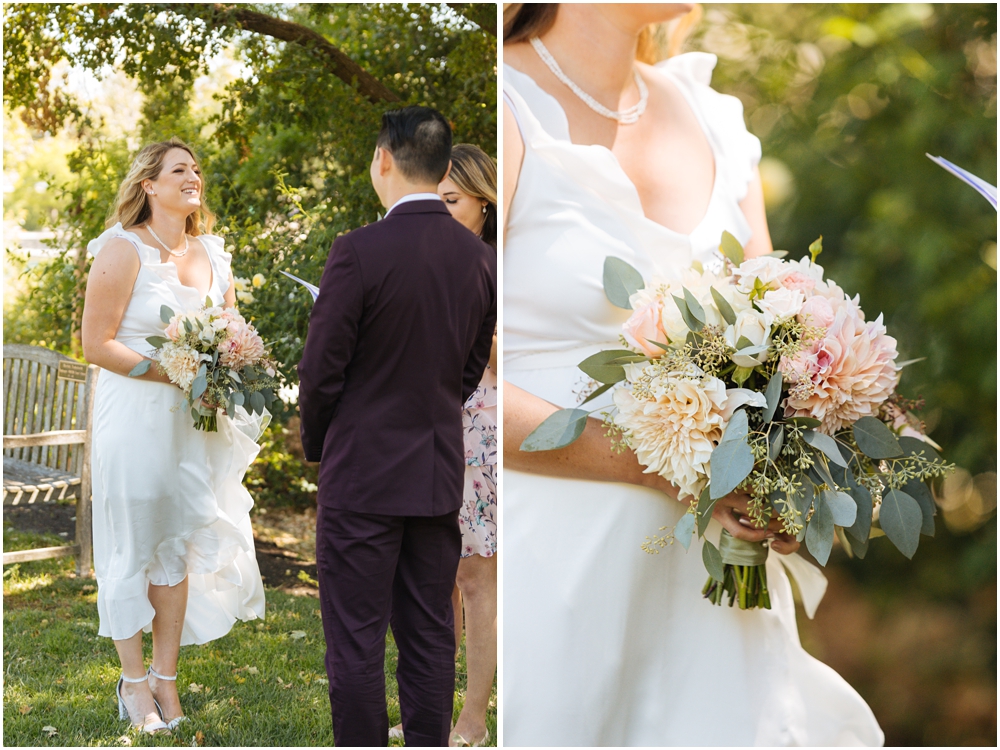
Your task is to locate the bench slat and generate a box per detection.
[3,430,86,448]
[3,545,79,564]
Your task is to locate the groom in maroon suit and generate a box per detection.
[297,107,497,746]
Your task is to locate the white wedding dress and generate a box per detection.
[503,54,884,747]
[88,224,265,646]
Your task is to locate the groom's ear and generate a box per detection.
[377,147,394,177]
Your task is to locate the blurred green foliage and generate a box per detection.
[693,5,996,745]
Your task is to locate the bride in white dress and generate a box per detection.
[502,5,884,746]
[81,138,265,734]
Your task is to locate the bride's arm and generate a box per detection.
[503,383,797,552]
[81,238,172,385]
[502,101,523,240]
[739,167,774,260]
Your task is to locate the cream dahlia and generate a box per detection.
[158,342,200,391]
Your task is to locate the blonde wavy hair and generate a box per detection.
[449,143,498,248]
[503,4,702,62]
[108,137,215,235]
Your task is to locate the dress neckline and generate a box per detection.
[503,61,721,240]
[117,225,217,300]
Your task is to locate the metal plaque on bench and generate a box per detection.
[57,360,88,382]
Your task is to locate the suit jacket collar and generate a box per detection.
[384,200,452,218]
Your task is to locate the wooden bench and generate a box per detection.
[3,344,99,577]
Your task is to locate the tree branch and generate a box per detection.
[172,4,400,104]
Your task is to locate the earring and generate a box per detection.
[482,205,487,214]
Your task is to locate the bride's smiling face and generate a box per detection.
[593,3,694,31]
[143,147,203,216]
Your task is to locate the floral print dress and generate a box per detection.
[459,364,497,558]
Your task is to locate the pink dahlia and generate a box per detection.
[781,306,900,434]
[219,323,266,370]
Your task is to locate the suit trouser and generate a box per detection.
[316,504,461,747]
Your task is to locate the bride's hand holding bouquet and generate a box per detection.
[523,234,953,610]
[129,298,280,432]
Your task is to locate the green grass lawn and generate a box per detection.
[3,527,497,747]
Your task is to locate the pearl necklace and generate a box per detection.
[146,224,189,258]
[530,37,648,125]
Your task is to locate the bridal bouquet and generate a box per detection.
[129,299,280,432]
[522,234,952,611]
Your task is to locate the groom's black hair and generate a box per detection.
[376,106,452,184]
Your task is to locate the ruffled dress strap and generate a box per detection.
[197,234,233,296]
[655,52,762,202]
[87,222,160,264]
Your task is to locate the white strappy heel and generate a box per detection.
[147,667,189,730]
[117,673,169,734]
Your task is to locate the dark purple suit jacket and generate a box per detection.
[297,199,497,516]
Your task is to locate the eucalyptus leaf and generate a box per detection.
[702,539,724,582]
[847,527,869,559]
[191,374,207,401]
[898,435,942,461]
[520,408,590,452]
[787,416,822,429]
[672,294,704,333]
[682,287,706,324]
[229,370,242,384]
[904,479,936,537]
[709,436,754,500]
[845,479,873,543]
[607,354,650,365]
[603,256,644,309]
[803,430,849,467]
[795,476,816,516]
[233,391,245,406]
[145,336,170,348]
[159,305,175,324]
[711,286,737,325]
[250,390,266,415]
[128,359,152,378]
[853,416,903,459]
[197,363,208,379]
[835,526,854,559]
[720,408,749,443]
[822,488,857,527]
[578,349,635,384]
[827,445,856,488]
[696,486,716,536]
[763,371,782,423]
[879,488,922,559]
[805,491,834,566]
[808,459,838,492]
[581,382,614,405]
[735,335,755,350]
[675,513,696,551]
[767,424,784,461]
[719,230,744,266]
